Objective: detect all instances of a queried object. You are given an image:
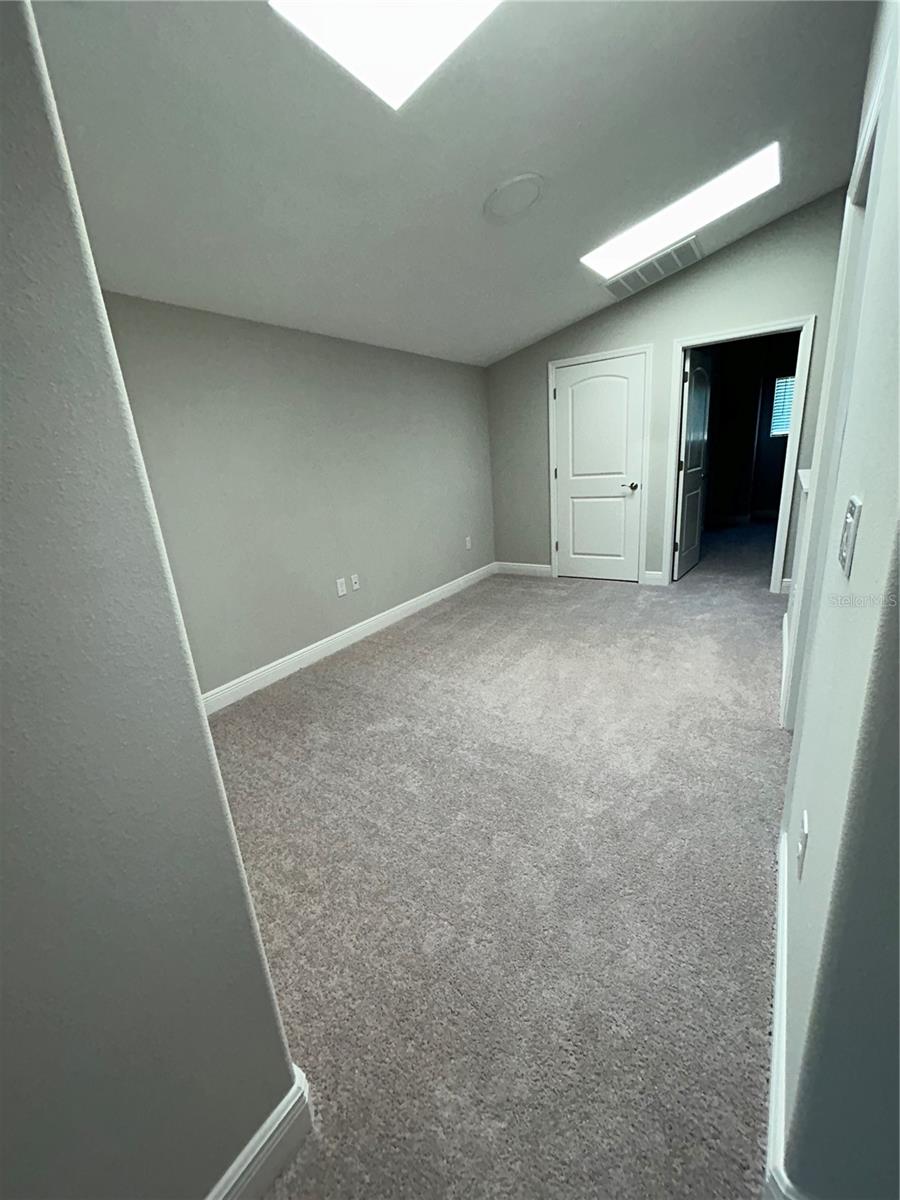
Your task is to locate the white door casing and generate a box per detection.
[664,317,815,591]
[673,348,712,579]
[552,353,646,581]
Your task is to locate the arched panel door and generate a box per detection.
[553,353,646,581]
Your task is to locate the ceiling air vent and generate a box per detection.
[604,236,703,301]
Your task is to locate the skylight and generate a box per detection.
[268,0,502,111]
[580,142,781,280]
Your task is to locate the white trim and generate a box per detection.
[780,577,792,596]
[765,833,790,1198]
[548,357,559,578]
[783,48,890,732]
[206,1065,311,1200]
[547,344,654,372]
[763,835,813,1200]
[495,561,553,576]
[637,351,654,584]
[664,316,816,590]
[204,563,496,713]
[547,344,653,583]
[849,42,888,206]
[780,612,790,727]
[769,320,814,594]
[639,569,666,586]
[763,1170,811,1200]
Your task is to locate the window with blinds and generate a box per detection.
[770,376,795,437]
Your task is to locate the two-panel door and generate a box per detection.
[553,353,646,581]
[673,347,712,580]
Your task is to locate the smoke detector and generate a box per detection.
[483,173,545,224]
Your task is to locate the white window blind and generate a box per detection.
[770,376,795,437]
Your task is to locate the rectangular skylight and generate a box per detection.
[268,0,502,111]
[580,142,781,280]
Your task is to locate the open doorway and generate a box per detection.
[672,322,812,590]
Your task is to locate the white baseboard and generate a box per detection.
[203,558,682,714]
[207,1064,311,1200]
[204,562,496,714]
[640,569,667,586]
[780,577,793,596]
[762,835,811,1200]
[763,1170,811,1200]
[495,561,552,576]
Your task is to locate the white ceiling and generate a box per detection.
[36,1,874,365]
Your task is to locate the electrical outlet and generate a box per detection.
[350,573,360,591]
[336,577,347,597]
[465,535,472,550]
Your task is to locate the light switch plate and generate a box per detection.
[838,496,862,578]
[797,809,809,880]
[336,577,347,597]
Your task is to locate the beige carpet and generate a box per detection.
[210,527,790,1200]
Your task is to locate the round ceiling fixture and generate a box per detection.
[482,173,545,224]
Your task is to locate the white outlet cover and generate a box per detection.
[838,496,862,578]
[336,577,347,597]
[797,809,809,880]
[465,536,472,549]
[351,574,360,590]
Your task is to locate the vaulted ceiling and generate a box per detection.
[36,1,874,364]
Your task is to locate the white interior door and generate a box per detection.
[673,348,711,579]
[554,353,645,581]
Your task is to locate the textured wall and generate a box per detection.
[487,191,843,573]
[780,9,899,1190]
[106,294,495,693]
[0,6,294,1197]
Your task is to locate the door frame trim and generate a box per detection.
[547,345,653,582]
[666,315,816,593]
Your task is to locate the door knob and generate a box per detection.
[621,481,639,491]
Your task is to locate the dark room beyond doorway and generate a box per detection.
[674,329,802,585]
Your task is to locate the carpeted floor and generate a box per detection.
[210,526,791,1200]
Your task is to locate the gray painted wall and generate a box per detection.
[0,6,295,1197]
[779,8,898,1192]
[105,294,495,694]
[486,191,844,575]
